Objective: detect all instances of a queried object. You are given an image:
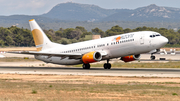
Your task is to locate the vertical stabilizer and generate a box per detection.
[29,19,52,51]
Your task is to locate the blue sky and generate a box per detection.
[1,0,180,15]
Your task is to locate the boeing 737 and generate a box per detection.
[10,19,168,69]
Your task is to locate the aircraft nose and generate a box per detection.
[161,36,168,45]
[163,37,168,43]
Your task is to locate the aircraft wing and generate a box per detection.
[8,51,107,59]
[8,51,82,59]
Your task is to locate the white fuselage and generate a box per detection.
[35,31,168,65]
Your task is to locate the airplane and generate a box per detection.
[10,19,168,69]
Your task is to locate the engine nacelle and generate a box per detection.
[121,54,141,62]
[82,51,102,64]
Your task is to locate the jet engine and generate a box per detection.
[82,51,102,64]
[121,54,141,62]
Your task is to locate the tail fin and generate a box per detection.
[29,19,52,51]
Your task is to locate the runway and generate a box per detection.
[0,66,180,77]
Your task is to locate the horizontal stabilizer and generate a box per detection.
[0,54,5,58]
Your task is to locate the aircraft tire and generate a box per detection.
[107,63,111,69]
[104,63,111,69]
[83,64,90,69]
[151,56,156,60]
[104,63,108,69]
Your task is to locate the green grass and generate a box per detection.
[49,85,52,87]
[172,93,178,96]
[32,90,37,94]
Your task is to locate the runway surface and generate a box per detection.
[0,66,180,77]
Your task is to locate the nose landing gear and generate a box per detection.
[150,54,156,60]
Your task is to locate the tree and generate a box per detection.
[5,36,14,46]
[21,28,33,46]
[58,28,64,32]
[14,34,24,46]
[63,28,74,39]
[55,31,63,37]
[110,25,123,33]
[63,28,83,40]
[92,27,105,37]
[105,29,119,36]
[69,29,83,40]
[81,32,92,38]
[105,25,124,36]
[71,39,78,43]
[46,34,53,41]
[0,40,4,47]
[0,27,12,41]
[178,29,180,34]
[123,28,131,33]
[76,26,87,33]
[60,38,70,45]
[0,25,179,47]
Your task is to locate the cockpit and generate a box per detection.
[150,33,161,38]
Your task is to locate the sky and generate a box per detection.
[1,0,180,16]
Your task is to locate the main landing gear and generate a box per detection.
[104,59,111,69]
[150,54,156,60]
[82,59,112,69]
[83,63,90,69]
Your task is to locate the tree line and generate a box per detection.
[0,25,180,47]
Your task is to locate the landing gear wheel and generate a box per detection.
[104,63,108,69]
[104,59,111,69]
[107,63,111,69]
[83,64,90,69]
[150,56,156,60]
[104,63,111,69]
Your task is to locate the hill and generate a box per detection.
[0,3,180,31]
[102,4,180,22]
[41,2,120,21]
[41,3,180,22]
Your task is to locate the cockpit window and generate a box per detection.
[150,33,161,38]
[156,34,160,36]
